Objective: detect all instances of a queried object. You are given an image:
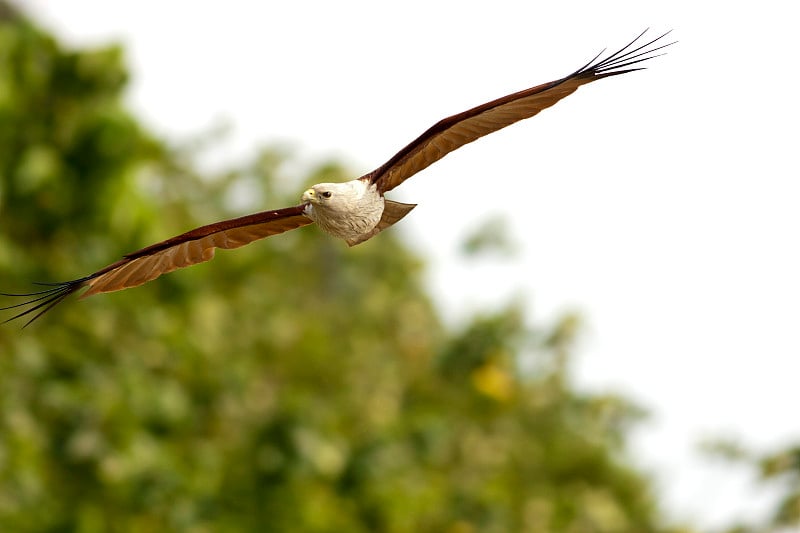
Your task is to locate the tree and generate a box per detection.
[703,440,800,533]
[0,5,682,531]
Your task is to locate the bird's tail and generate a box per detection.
[345,200,417,246]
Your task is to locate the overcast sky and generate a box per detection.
[21,1,800,529]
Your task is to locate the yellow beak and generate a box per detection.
[302,188,316,204]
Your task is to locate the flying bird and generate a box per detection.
[2,30,673,326]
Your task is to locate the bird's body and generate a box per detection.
[2,30,674,325]
[302,180,387,242]
[301,180,418,246]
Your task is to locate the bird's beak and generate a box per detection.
[302,188,316,204]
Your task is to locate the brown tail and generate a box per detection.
[345,200,417,246]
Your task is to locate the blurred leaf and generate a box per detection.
[698,437,752,463]
[460,215,517,258]
[760,447,800,479]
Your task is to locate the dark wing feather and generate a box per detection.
[1,205,312,326]
[366,29,674,193]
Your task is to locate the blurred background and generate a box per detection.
[1,1,799,532]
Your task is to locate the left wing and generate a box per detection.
[1,205,312,326]
[365,30,673,194]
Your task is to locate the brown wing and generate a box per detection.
[365,30,674,193]
[1,205,312,326]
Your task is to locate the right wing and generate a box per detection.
[1,204,312,326]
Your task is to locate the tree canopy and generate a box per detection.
[0,5,709,532]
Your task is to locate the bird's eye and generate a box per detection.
[321,191,332,198]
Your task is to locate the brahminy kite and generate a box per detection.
[2,30,673,325]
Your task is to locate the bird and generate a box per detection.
[2,30,673,326]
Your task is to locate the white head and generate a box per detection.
[302,182,349,210]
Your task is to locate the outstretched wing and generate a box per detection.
[365,29,674,194]
[1,205,312,326]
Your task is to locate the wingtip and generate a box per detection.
[580,28,676,78]
[1,279,86,327]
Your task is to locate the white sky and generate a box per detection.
[20,1,800,529]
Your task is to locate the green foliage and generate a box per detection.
[704,440,800,533]
[0,7,677,532]
[460,216,517,259]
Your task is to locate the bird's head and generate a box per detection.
[301,184,337,206]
